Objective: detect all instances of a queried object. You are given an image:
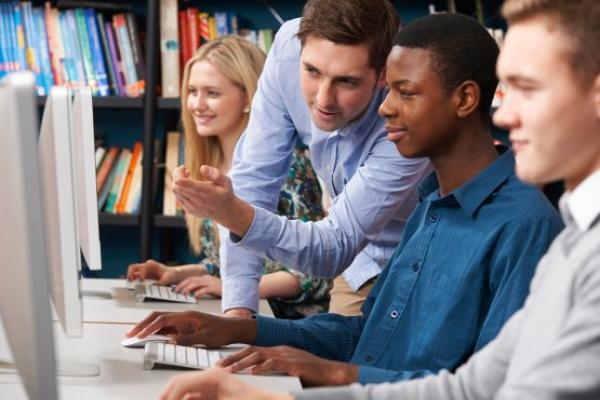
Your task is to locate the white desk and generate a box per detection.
[0,321,301,399]
[75,278,273,324]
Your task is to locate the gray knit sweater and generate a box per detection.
[295,194,600,400]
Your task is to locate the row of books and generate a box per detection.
[0,2,144,97]
[96,142,144,215]
[160,0,274,98]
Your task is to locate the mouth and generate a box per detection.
[510,138,529,153]
[194,115,216,125]
[314,105,341,120]
[386,126,408,143]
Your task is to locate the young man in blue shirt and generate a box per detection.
[130,13,562,387]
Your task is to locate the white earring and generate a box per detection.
[243,106,250,114]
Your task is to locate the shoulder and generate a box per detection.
[270,18,302,62]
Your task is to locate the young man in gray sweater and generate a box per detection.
[157,0,600,399]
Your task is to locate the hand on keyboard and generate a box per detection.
[126,310,257,348]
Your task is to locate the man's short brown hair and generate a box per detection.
[502,0,600,84]
[297,0,400,74]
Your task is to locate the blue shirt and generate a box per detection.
[254,149,564,384]
[221,18,430,312]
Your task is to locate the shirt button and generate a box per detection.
[365,355,374,362]
[390,310,399,319]
[429,212,438,222]
[412,263,420,272]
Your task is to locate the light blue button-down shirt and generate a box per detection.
[221,18,430,312]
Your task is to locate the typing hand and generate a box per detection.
[126,259,178,286]
[126,311,257,347]
[175,275,223,299]
[218,345,359,387]
[159,367,292,400]
[172,165,254,237]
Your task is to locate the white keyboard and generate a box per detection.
[133,283,197,304]
[143,342,223,370]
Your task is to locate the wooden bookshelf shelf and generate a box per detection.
[36,95,143,109]
[154,214,186,228]
[99,212,140,226]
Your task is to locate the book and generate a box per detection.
[85,8,110,96]
[162,131,180,216]
[95,146,106,169]
[198,12,209,45]
[96,12,117,95]
[63,9,87,87]
[116,141,143,214]
[113,13,139,96]
[125,13,145,93]
[159,0,179,97]
[0,5,11,77]
[21,2,45,95]
[186,8,199,57]
[97,148,121,211]
[45,4,65,85]
[96,146,119,195]
[178,10,189,71]
[33,7,54,94]
[75,8,98,95]
[13,3,27,72]
[105,21,126,96]
[104,148,131,213]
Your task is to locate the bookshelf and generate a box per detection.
[7,0,501,275]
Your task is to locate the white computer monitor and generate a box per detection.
[0,72,59,400]
[38,86,84,338]
[71,88,102,271]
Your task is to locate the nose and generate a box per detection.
[315,80,335,109]
[378,92,396,119]
[492,90,519,130]
[190,92,208,112]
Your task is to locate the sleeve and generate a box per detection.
[495,256,600,400]
[292,309,526,400]
[220,21,299,313]
[254,314,365,362]
[474,216,563,349]
[232,136,430,278]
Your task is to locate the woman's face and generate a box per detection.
[186,60,248,139]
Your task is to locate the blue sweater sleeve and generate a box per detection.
[255,314,365,362]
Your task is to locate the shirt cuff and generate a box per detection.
[358,365,397,384]
[221,278,260,314]
[230,206,280,254]
[254,315,293,346]
[292,385,366,400]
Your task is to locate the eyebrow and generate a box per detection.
[302,62,363,83]
[502,75,540,86]
[387,79,417,87]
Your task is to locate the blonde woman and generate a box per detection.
[127,36,330,318]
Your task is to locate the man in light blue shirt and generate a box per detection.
[171,0,430,316]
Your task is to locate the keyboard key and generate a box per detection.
[176,345,187,364]
[208,351,221,367]
[164,344,176,363]
[197,348,209,367]
[186,347,198,367]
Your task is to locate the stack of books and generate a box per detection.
[0,1,145,97]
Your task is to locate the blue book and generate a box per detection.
[12,3,27,71]
[85,8,109,96]
[22,2,46,95]
[215,12,228,37]
[96,12,118,95]
[33,7,54,94]
[58,11,77,85]
[0,5,9,77]
[65,9,86,87]
[5,4,19,72]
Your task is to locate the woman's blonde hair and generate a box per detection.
[180,36,266,254]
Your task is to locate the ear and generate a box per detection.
[454,80,481,120]
[377,67,387,89]
[593,73,600,119]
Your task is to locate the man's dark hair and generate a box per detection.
[394,13,499,127]
[297,0,400,74]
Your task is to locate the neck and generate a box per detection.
[431,124,499,197]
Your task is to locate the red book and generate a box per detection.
[96,147,119,195]
[178,10,189,73]
[186,8,199,57]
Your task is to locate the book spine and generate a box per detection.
[65,9,87,87]
[13,3,28,71]
[116,141,143,214]
[96,12,117,95]
[34,8,54,94]
[85,8,110,96]
[105,21,126,96]
[215,12,228,37]
[178,10,188,71]
[74,8,98,95]
[125,13,145,85]
[96,147,119,195]
[44,3,63,85]
[227,12,239,35]
[22,2,46,95]
[159,0,179,97]
[198,12,209,45]
[186,8,198,56]
[125,151,143,214]
[208,16,216,40]
[0,5,9,77]
[98,149,121,211]
[113,13,139,96]
[95,146,106,169]
[105,149,131,213]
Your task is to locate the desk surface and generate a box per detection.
[0,321,301,399]
[75,278,273,324]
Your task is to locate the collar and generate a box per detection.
[560,168,600,230]
[418,146,515,218]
